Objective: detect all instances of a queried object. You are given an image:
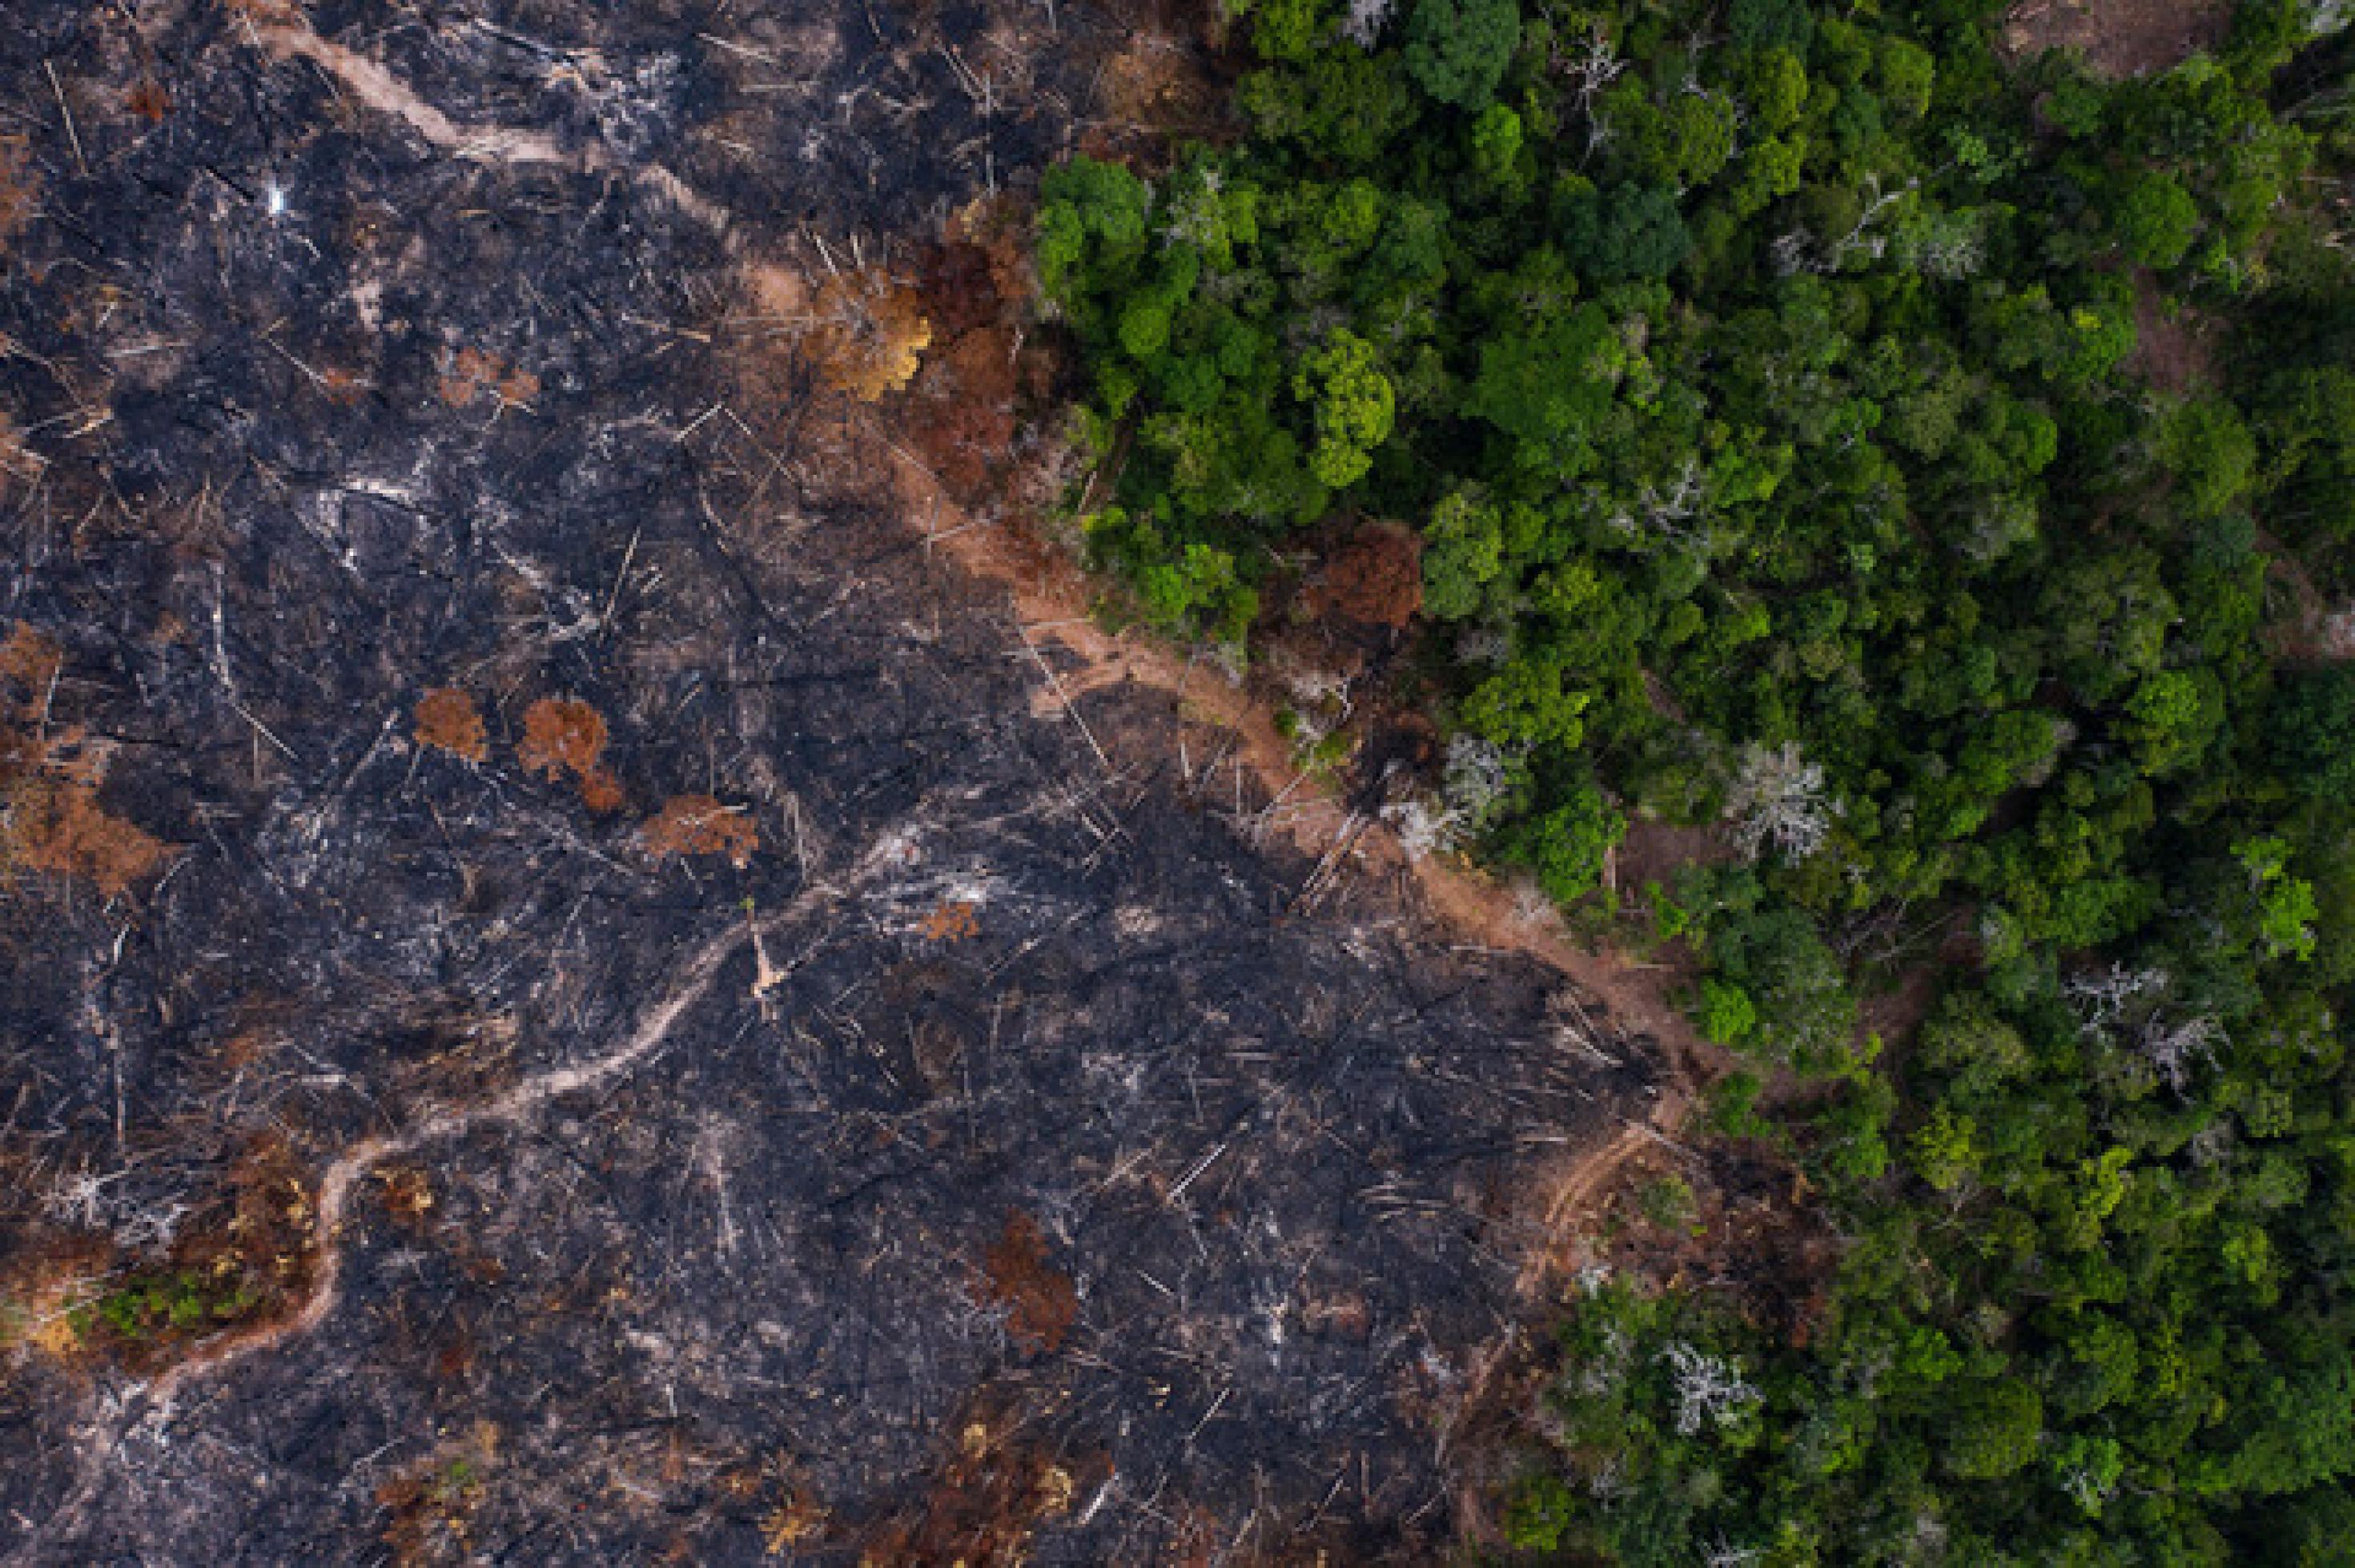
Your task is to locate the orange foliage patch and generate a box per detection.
[317,366,368,405]
[1306,523,1423,627]
[638,794,758,868]
[127,79,172,123]
[761,1495,829,1555]
[2,750,173,896]
[0,136,35,252]
[412,686,487,762]
[807,269,933,402]
[0,621,62,699]
[437,346,540,411]
[0,1239,115,1362]
[852,1397,1101,1568]
[376,1167,436,1228]
[903,326,1021,495]
[2,623,171,897]
[516,697,624,811]
[919,899,981,942]
[975,1213,1079,1354]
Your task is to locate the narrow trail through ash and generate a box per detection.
[1,3,1672,1562]
[10,831,901,1566]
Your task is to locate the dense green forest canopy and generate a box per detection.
[1035,0,2355,1558]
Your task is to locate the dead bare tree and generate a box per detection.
[1659,1341,1761,1437]
[1553,22,1627,120]
[1726,741,1836,863]
[1772,175,1917,275]
[2137,1011,2225,1096]
[1605,455,1714,553]
[1340,0,1397,48]
[2063,963,2170,1031]
[2064,963,2224,1094]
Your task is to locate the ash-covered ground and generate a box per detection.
[0,3,1659,1562]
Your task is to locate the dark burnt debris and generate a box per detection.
[0,2,1658,1562]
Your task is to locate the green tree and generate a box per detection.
[1945,1377,2045,1480]
[1402,0,1520,110]
[1465,301,1622,470]
[2160,397,2258,520]
[1036,157,1150,300]
[2270,667,2355,800]
[1421,488,1504,620]
[2115,171,2202,269]
[1292,330,1395,489]
[1498,784,1626,903]
[1729,0,1814,54]
[1561,183,1693,283]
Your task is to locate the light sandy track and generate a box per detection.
[866,420,1712,1063]
[8,834,899,1567]
[254,21,755,267]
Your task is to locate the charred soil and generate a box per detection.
[0,2,1678,1562]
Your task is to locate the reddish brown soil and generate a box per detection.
[2127,269,2216,394]
[2000,0,2232,78]
[1610,818,1729,899]
[2263,529,2355,663]
[436,345,539,412]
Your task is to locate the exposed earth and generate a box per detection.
[1999,0,2234,78]
[0,2,1669,1562]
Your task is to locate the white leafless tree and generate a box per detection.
[1899,208,1987,280]
[1606,456,1714,553]
[1770,230,1821,278]
[2138,1011,2224,1095]
[2064,963,2223,1093]
[1773,175,1918,275]
[1553,23,1627,119]
[2060,1463,2118,1514]
[1383,734,1512,859]
[1160,167,1224,251]
[1660,1341,1762,1436]
[2063,963,2171,1031]
[1444,734,1511,826]
[38,1165,191,1253]
[1827,175,1917,267]
[1726,742,1837,863]
[1383,796,1453,859]
[1340,0,1395,48]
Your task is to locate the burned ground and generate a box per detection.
[0,2,1659,1562]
